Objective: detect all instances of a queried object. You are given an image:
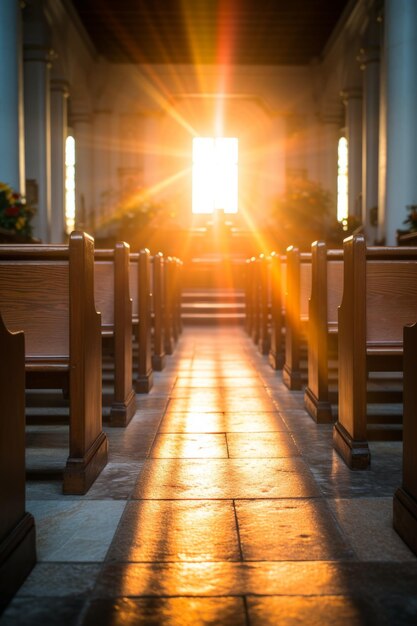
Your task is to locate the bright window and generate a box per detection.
[65,136,76,234]
[337,136,348,222]
[192,137,238,214]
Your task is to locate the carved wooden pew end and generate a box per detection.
[0,232,108,494]
[151,252,166,372]
[0,315,36,605]
[393,322,417,556]
[95,243,136,427]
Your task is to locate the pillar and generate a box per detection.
[0,0,25,192]
[318,114,342,214]
[93,110,113,229]
[341,89,363,219]
[50,79,69,242]
[23,0,53,242]
[380,0,417,245]
[72,112,93,232]
[358,32,380,242]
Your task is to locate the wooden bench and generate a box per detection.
[393,321,417,556]
[94,243,136,426]
[0,231,108,494]
[269,252,286,370]
[129,249,153,393]
[304,242,343,422]
[163,256,182,355]
[258,254,271,355]
[334,234,417,469]
[151,252,166,371]
[0,314,36,606]
[282,246,312,390]
[171,257,183,342]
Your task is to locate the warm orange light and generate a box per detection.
[192,137,238,214]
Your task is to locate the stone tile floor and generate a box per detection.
[1,326,417,625]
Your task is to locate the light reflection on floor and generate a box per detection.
[6,326,417,626]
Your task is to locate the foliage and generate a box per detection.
[0,182,35,237]
[270,177,334,251]
[403,204,417,232]
[326,215,363,246]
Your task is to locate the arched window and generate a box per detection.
[192,137,238,214]
[337,136,348,222]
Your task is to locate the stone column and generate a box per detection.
[0,0,25,192]
[23,0,54,242]
[358,40,380,242]
[93,110,113,228]
[341,89,363,219]
[318,114,342,214]
[72,112,93,232]
[380,0,417,245]
[50,80,69,242]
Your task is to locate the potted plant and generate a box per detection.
[0,182,36,242]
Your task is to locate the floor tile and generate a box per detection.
[328,497,417,561]
[235,499,354,560]
[227,432,300,458]
[0,598,86,626]
[106,500,240,562]
[247,595,382,626]
[26,500,126,561]
[16,563,102,597]
[92,561,372,598]
[133,458,320,499]
[150,434,228,458]
[82,597,247,626]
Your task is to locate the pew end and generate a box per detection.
[0,314,36,606]
[393,322,417,556]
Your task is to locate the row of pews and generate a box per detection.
[0,231,182,607]
[246,233,417,557]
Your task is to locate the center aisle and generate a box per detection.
[82,326,415,625]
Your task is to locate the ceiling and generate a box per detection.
[71,0,351,66]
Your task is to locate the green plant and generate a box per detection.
[271,177,334,250]
[403,204,417,232]
[0,182,35,237]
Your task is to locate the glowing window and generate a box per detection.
[65,136,76,234]
[337,136,348,222]
[192,137,238,214]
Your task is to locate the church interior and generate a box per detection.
[1,0,417,624]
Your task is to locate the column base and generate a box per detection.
[152,353,166,372]
[333,421,371,469]
[283,364,302,390]
[109,389,136,427]
[136,369,154,393]
[0,513,36,610]
[393,487,417,556]
[304,386,334,423]
[63,431,108,495]
[269,349,284,370]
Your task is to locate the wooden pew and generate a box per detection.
[269,252,286,370]
[171,257,183,343]
[129,249,153,393]
[282,246,312,390]
[244,258,253,336]
[304,242,343,423]
[163,256,176,356]
[393,321,417,556]
[0,231,108,494]
[333,234,417,469]
[95,243,136,426]
[258,254,271,355]
[251,256,261,346]
[151,252,166,371]
[0,314,36,607]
